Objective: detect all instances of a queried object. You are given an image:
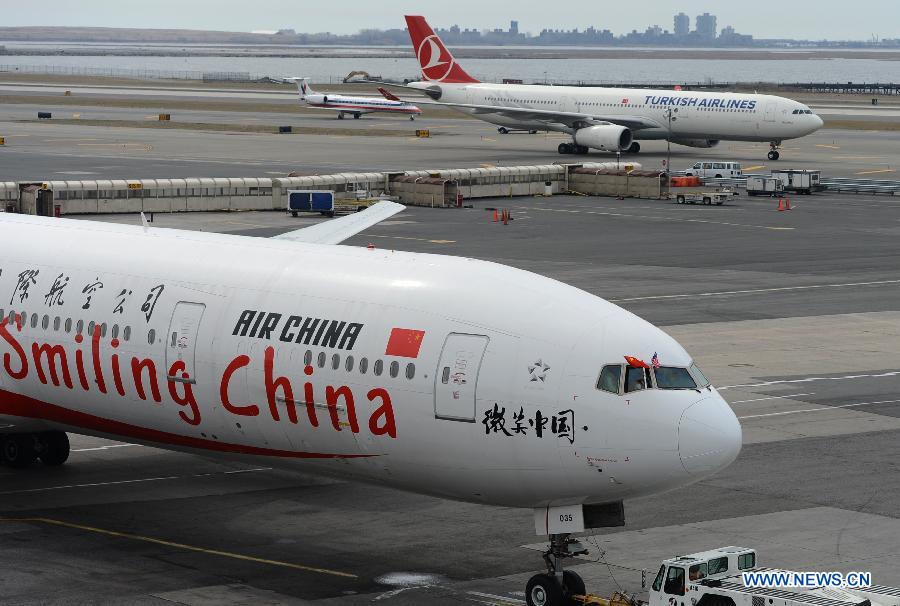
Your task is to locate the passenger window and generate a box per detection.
[406,363,416,380]
[123,326,131,342]
[31,314,39,329]
[738,553,756,570]
[441,366,451,384]
[42,315,49,330]
[88,321,96,335]
[148,328,156,344]
[112,324,120,339]
[53,316,61,331]
[101,323,108,337]
[374,359,383,376]
[665,566,686,596]
[76,319,84,335]
[331,354,340,370]
[689,563,707,581]
[317,352,326,368]
[359,357,368,374]
[708,556,728,575]
[652,565,665,592]
[596,364,622,394]
[389,361,399,378]
[345,355,355,372]
[654,367,697,390]
[624,366,647,393]
[304,350,313,366]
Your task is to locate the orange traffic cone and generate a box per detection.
[777,198,785,211]
[785,198,792,210]
[493,209,498,222]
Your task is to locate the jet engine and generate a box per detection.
[573,124,633,152]
[671,138,720,148]
[304,93,327,104]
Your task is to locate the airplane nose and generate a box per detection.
[813,114,824,130]
[678,396,742,476]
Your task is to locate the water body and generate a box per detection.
[1,53,899,84]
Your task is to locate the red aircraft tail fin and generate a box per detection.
[404,15,480,84]
[377,86,402,101]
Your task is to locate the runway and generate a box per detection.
[1,79,899,605]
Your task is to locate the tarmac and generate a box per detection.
[1,82,899,605]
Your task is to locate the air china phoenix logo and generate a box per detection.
[417,35,454,82]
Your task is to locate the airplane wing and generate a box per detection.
[403,97,663,131]
[273,200,405,245]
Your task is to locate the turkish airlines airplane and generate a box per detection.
[400,16,823,160]
[285,77,422,120]
[0,207,740,606]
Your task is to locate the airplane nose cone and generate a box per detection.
[678,397,742,476]
[813,114,824,130]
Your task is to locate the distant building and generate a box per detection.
[510,20,519,35]
[674,13,690,37]
[719,25,753,46]
[695,12,717,39]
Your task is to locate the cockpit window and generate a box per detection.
[689,363,711,387]
[654,366,697,390]
[597,364,623,394]
[624,366,651,393]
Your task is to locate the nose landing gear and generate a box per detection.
[525,533,588,606]
[767,141,781,161]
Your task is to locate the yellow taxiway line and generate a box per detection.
[0,517,357,578]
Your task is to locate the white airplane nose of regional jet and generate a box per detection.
[678,396,742,476]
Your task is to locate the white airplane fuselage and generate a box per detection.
[0,214,740,508]
[409,81,823,144]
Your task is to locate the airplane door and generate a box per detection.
[166,302,206,384]
[434,334,489,422]
[764,101,776,122]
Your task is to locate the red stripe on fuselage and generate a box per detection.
[0,388,372,459]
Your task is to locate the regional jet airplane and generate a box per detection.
[285,77,422,120]
[399,16,823,160]
[0,205,740,606]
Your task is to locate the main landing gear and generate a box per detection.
[0,431,70,468]
[558,143,590,155]
[525,533,588,606]
[767,141,781,161]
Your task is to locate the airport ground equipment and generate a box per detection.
[288,190,335,217]
[746,175,785,196]
[673,188,732,205]
[684,161,743,179]
[555,546,900,606]
[771,169,822,194]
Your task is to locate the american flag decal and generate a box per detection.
[385,328,425,358]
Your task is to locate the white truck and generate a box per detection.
[642,547,899,606]
[746,176,785,197]
[685,162,743,179]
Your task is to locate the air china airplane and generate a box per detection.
[0,206,740,606]
[285,77,422,120]
[400,16,823,160]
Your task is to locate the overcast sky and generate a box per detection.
[4,1,897,40]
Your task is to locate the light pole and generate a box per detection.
[665,107,677,175]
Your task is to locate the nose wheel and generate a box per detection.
[768,142,781,161]
[525,533,588,606]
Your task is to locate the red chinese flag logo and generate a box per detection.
[385,328,426,358]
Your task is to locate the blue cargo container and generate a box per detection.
[288,190,335,217]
